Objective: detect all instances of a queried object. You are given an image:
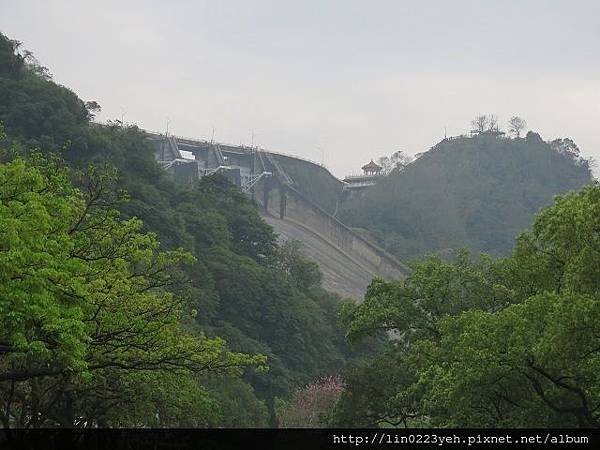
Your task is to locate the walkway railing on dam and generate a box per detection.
[144,130,342,184]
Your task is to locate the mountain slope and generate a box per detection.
[339,133,594,260]
[0,31,376,426]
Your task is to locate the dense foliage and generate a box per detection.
[0,153,264,426]
[339,133,593,260]
[0,31,364,426]
[336,184,600,427]
[3,29,598,429]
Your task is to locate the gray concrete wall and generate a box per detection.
[286,186,408,279]
[255,180,408,297]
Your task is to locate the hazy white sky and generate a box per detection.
[1,0,599,176]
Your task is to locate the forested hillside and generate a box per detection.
[339,133,593,260]
[3,28,600,431]
[0,32,374,427]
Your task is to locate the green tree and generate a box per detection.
[335,251,507,426]
[337,185,600,428]
[274,240,322,291]
[0,156,264,427]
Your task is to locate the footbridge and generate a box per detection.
[147,132,409,298]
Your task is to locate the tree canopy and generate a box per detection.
[0,154,265,427]
[336,184,600,427]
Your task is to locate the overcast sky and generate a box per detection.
[1,0,599,177]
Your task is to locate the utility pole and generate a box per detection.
[249,131,254,177]
[166,117,170,136]
[250,140,256,183]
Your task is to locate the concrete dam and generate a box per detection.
[148,132,409,299]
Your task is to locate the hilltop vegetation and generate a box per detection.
[0,32,371,427]
[339,132,593,260]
